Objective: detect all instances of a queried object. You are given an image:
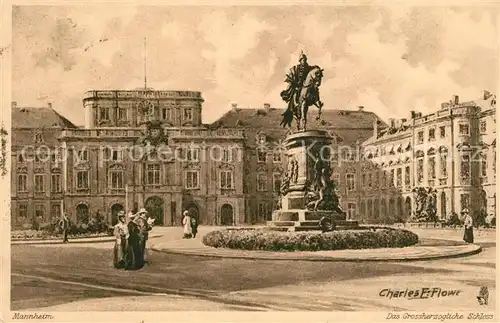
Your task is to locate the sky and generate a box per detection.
[11,5,499,126]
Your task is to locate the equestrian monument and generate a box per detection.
[270,52,358,231]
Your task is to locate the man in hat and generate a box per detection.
[58,213,70,243]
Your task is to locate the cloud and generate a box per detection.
[11,5,498,126]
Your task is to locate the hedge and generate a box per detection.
[11,230,111,241]
[202,228,419,251]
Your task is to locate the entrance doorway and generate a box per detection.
[145,196,164,226]
[187,204,199,223]
[220,204,234,226]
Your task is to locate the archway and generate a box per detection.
[111,203,124,225]
[405,197,412,218]
[374,199,380,221]
[396,197,403,219]
[145,196,164,226]
[220,204,234,226]
[389,198,395,220]
[367,200,373,222]
[186,204,199,223]
[76,203,90,224]
[381,199,387,217]
[360,201,366,221]
[480,190,487,212]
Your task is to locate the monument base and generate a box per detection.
[268,209,359,232]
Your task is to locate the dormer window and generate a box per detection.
[257,134,266,145]
[34,133,43,143]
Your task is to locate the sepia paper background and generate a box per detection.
[1,0,499,322]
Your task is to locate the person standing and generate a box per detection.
[127,212,142,270]
[58,213,70,243]
[182,210,192,239]
[135,208,153,265]
[463,209,474,243]
[191,215,199,238]
[113,211,129,269]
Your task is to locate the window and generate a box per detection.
[51,204,61,220]
[440,151,448,177]
[76,171,89,189]
[77,149,89,162]
[459,124,470,135]
[18,174,27,192]
[404,166,411,186]
[34,133,43,143]
[373,171,379,188]
[185,170,199,189]
[481,154,487,177]
[35,204,45,220]
[184,108,193,120]
[222,148,232,162]
[51,174,61,192]
[257,134,266,145]
[111,149,122,162]
[186,148,199,162]
[34,152,46,163]
[220,170,234,189]
[34,174,45,192]
[480,120,487,133]
[146,164,161,185]
[417,131,424,144]
[417,158,424,183]
[100,107,110,120]
[362,174,366,186]
[257,149,266,162]
[51,151,61,164]
[18,154,24,163]
[396,168,402,187]
[257,173,267,191]
[273,173,281,193]
[333,173,340,186]
[460,194,470,212]
[258,202,269,220]
[346,174,355,192]
[439,126,446,138]
[117,106,127,120]
[110,171,124,189]
[428,128,435,141]
[18,204,28,221]
[273,152,281,163]
[367,173,372,188]
[162,108,172,120]
[428,156,436,179]
[381,171,387,187]
[347,203,356,220]
[460,154,471,179]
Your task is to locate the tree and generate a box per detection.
[472,209,488,228]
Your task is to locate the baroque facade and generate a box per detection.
[10,89,496,229]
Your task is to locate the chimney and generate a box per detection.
[358,106,364,111]
[231,102,237,110]
[48,102,53,109]
[410,110,416,119]
[401,118,407,123]
[11,101,17,109]
[388,118,396,128]
[483,90,492,100]
[453,95,459,105]
[263,103,271,111]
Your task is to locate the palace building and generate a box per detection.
[10,89,496,229]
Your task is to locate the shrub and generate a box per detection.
[472,210,488,228]
[444,212,463,227]
[202,228,419,251]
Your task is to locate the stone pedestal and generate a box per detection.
[270,130,358,231]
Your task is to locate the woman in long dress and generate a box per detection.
[463,209,474,243]
[113,211,129,269]
[182,210,192,239]
[127,212,142,270]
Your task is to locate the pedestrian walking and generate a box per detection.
[191,215,199,238]
[58,213,70,243]
[463,209,474,243]
[182,210,192,238]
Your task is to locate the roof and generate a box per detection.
[210,107,384,147]
[12,107,77,129]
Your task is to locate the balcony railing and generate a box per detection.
[60,128,245,139]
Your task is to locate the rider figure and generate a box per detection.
[280,52,313,108]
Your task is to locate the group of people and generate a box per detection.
[181,210,198,239]
[113,208,155,270]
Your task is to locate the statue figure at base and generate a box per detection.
[280,52,324,132]
[305,158,343,213]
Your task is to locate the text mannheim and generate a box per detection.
[10,89,496,229]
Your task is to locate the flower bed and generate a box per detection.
[202,228,419,252]
[11,230,112,241]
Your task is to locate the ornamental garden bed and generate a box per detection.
[202,227,418,252]
[11,230,112,241]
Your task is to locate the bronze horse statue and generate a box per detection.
[280,65,324,131]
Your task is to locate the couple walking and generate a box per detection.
[113,208,155,270]
[182,210,198,238]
